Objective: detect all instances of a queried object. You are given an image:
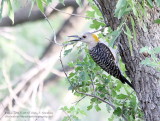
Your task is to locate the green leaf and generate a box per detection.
[109,29,122,47]
[36,0,44,12]
[127,0,138,16]
[79,71,86,80]
[113,107,122,116]
[141,58,158,67]
[59,0,65,5]
[61,106,68,111]
[7,0,14,23]
[68,85,73,90]
[131,17,137,45]
[117,7,125,19]
[130,96,137,107]
[76,0,82,6]
[64,49,72,56]
[111,90,117,97]
[47,0,52,3]
[68,62,74,67]
[141,58,150,65]
[91,98,97,102]
[117,94,128,99]
[115,83,121,91]
[69,72,75,78]
[117,7,132,19]
[79,110,86,115]
[115,0,127,15]
[95,105,101,112]
[108,115,115,121]
[153,47,160,54]
[70,106,75,111]
[155,0,160,7]
[86,11,95,18]
[154,19,160,24]
[146,0,153,7]
[140,46,150,53]
[92,5,102,16]
[87,105,93,110]
[124,25,133,38]
[90,20,105,29]
[125,25,133,56]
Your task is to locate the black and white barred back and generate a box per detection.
[89,43,134,89]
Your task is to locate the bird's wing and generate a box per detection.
[98,43,116,61]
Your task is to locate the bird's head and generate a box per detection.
[69,32,100,48]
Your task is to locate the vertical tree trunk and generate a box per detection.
[94,0,160,120]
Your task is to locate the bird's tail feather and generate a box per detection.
[119,75,134,90]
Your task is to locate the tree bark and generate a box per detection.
[94,0,160,120]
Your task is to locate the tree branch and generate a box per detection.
[0,0,78,27]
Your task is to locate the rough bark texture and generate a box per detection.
[94,0,160,120]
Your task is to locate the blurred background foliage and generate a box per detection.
[1,0,160,121]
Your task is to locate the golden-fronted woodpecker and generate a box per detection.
[69,32,134,89]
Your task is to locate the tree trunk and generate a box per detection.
[94,0,160,120]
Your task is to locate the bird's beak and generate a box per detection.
[68,35,81,41]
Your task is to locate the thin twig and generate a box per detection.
[91,26,108,33]
[43,2,104,23]
[42,12,63,46]
[123,91,134,104]
[63,110,73,121]
[60,47,73,87]
[72,96,86,105]
[78,91,115,109]
[88,73,95,94]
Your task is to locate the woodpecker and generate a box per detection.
[69,32,134,89]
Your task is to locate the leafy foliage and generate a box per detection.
[154,19,160,24]
[36,0,44,12]
[61,106,86,121]
[62,41,143,120]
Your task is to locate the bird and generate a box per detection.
[69,32,134,89]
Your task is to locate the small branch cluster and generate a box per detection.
[59,47,128,121]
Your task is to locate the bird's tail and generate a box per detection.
[119,75,134,90]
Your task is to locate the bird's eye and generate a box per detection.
[82,35,86,38]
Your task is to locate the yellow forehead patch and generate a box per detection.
[92,34,99,42]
